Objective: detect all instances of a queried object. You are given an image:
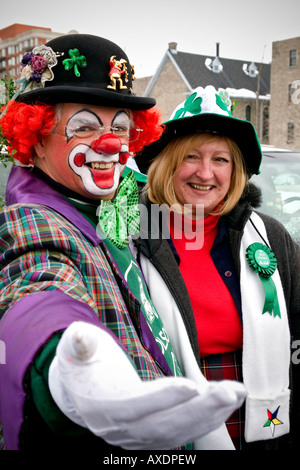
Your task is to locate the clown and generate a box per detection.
[35,104,133,199]
[0,34,245,451]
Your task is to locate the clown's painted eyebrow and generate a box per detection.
[112,110,131,127]
[65,109,130,141]
[65,110,101,140]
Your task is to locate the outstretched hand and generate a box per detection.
[49,321,246,449]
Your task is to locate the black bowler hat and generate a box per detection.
[16,33,155,110]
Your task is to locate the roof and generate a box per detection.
[145,48,271,98]
[0,23,51,40]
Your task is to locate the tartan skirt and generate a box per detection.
[0,424,4,450]
[200,349,245,450]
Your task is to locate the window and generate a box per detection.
[7,45,15,55]
[245,105,251,121]
[287,122,295,144]
[290,49,297,67]
[7,57,16,66]
[248,62,258,77]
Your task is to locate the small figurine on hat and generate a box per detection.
[107,55,128,90]
[0,38,246,451]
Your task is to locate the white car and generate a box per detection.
[251,145,300,244]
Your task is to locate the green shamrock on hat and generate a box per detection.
[173,91,203,119]
[63,49,87,77]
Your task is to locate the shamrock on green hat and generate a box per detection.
[167,85,232,123]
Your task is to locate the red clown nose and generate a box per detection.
[91,133,122,155]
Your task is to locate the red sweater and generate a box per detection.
[170,214,243,357]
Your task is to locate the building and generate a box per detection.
[269,36,300,149]
[0,23,62,79]
[133,42,271,144]
[1,23,299,150]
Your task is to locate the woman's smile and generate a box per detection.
[189,183,214,191]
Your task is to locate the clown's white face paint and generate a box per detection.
[67,109,130,197]
[34,104,131,200]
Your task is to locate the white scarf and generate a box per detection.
[135,211,291,449]
[240,212,290,442]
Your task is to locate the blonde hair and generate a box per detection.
[146,133,248,216]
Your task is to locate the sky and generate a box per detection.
[1,0,300,77]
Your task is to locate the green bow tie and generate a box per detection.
[98,171,140,249]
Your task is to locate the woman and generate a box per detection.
[134,85,300,450]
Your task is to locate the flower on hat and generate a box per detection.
[20,52,34,66]
[31,55,48,74]
[19,45,58,93]
[217,89,232,111]
[218,88,239,114]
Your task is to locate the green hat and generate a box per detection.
[135,85,262,174]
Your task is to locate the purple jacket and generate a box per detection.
[0,166,172,449]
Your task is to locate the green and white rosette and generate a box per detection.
[246,243,281,318]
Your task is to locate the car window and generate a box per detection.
[250,150,300,244]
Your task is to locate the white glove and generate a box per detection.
[49,321,246,449]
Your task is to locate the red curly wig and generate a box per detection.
[0,101,56,165]
[131,107,164,154]
[0,101,164,166]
